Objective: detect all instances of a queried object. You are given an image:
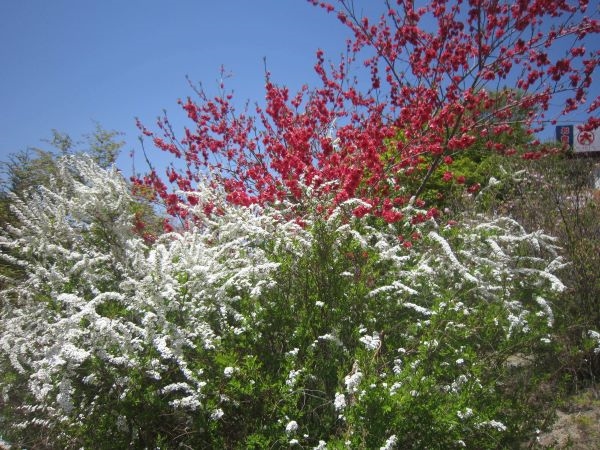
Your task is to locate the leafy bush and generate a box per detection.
[1,156,567,448]
[472,155,600,384]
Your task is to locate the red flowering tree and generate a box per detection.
[134,0,599,224]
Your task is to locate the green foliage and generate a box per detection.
[0,125,165,286]
[472,154,600,385]
[0,157,569,448]
[1,124,124,196]
[379,89,536,215]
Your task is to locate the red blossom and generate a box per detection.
[426,207,440,219]
[381,209,403,223]
[133,0,599,225]
[353,205,371,218]
[162,219,174,233]
[467,183,481,194]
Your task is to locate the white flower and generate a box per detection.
[589,330,600,354]
[161,382,193,395]
[285,420,298,434]
[287,348,300,357]
[286,369,303,387]
[334,392,346,411]
[0,154,570,440]
[60,343,90,365]
[535,296,554,327]
[169,395,201,410]
[389,382,402,394]
[359,332,381,351]
[478,419,507,432]
[345,368,363,393]
[210,408,224,420]
[318,333,342,346]
[457,408,473,419]
[380,434,397,450]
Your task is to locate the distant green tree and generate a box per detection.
[0,125,127,287]
[85,122,124,169]
[1,124,124,196]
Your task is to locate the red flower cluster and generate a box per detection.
[134,0,599,227]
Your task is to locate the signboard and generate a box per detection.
[556,125,573,148]
[575,128,599,153]
[555,125,600,153]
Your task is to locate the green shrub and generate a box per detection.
[0,156,566,448]
[472,154,600,384]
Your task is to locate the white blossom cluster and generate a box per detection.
[589,330,600,355]
[368,214,565,339]
[307,199,567,446]
[0,155,304,434]
[0,157,569,447]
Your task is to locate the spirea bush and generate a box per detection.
[1,156,566,448]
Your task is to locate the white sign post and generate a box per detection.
[574,127,600,153]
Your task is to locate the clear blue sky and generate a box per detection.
[1,1,597,178]
[0,0,358,175]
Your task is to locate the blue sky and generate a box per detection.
[0,1,358,175]
[1,1,598,178]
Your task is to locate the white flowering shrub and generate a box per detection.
[0,156,566,448]
[249,202,565,449]
[0,156,301,447]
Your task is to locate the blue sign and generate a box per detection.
[555,125,573,149]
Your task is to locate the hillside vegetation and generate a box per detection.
[0,150,599,448]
